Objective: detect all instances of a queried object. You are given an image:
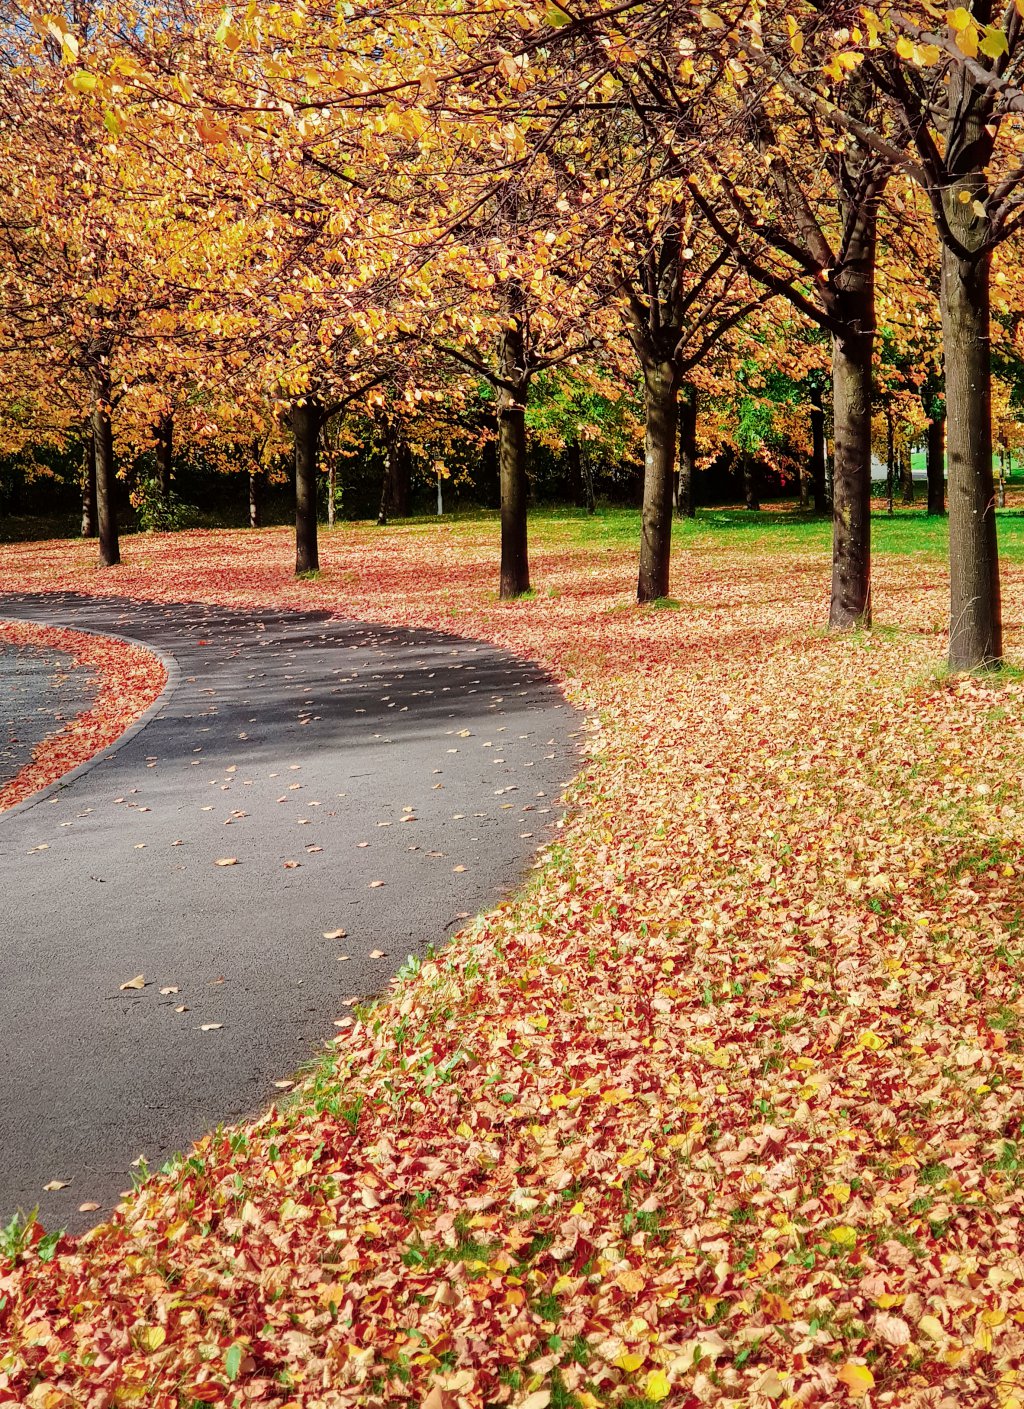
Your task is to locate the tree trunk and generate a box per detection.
[926,413,945,515]
[829,315,873,628]
[743,454,760,511]
[90,368,119,567]
[998,448,1007,509]
[292,398,321,574]
[900,441,915,504]
[676,382,696,518]
[377,447,392,526]
[327,459,337,527]
[810,384,828,513]
[155,414,173,500]
[581,442,595,515]
[393,439,411,516]
[248,468,261,528]
[886,407,895,516]
[81,434,97,538]
[497,393,530,597]
[941,246,1000,668]
[637,361,679,602]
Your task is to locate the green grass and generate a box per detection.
[520,502,1024,562]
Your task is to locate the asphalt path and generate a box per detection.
[0,635,98,788]
[0,593,579,1231]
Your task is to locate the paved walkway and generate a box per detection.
[0,634,98,788]
[0,594,579,1229]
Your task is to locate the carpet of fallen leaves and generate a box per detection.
[3,518,1024,1409]
[0,619,167,812]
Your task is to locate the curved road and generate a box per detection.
[0,593,579,1230]
[1,634,99,788]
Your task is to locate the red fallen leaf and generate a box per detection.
[187,1386,224,1403]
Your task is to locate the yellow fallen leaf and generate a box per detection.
[613,1351,646,1372]
[645,1369,671,1402]
[550,1093,569,1109]
[140,1325,166,1352]
[119,974,146,990]
[829,1225,857,1248]
[857,1029,885,1050]
[214,857,238,866]
[323,928,347,939]
[919,1314,946,1340]
[837,1362,874,1397]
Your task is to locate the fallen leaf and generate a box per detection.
[837,1362,875,1397]
[119,975,146,991]
[214,857,239,867]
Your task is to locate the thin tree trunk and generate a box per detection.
[900,441,915,504]
[293,398,321,574]
[81,434,97,538]
[676,382,696,519]
[926,413,945,515]
[998,449,1007,508]
[581,442,595,515]
[941,245,1000,668]
[155,415,173,500]
[327,459,337,527]
[810,384,827,513]
[637,361,679,602]
[497,394,530,597]
[886,407,895,516]
[829,315,873,628]
[377,447,392,526]
[743,454,760,511]
[393,439,411,516]
[248,468,261,528]
[90,368,119,567]
[436,469,443,516]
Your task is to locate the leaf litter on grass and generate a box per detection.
[3,520,1024,1405]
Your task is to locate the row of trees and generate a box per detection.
[2,0,1024,667]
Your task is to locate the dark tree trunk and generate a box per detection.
[90,369,119,567]
[377,450,392,526]
[926,414,945,514]
[248,468,261,528]
[886,407,895,516]
[900,442,915,504]
[377,422,411,524]
[497,318,531,598]
[676,382,696,518]
[393,439,411,516]
[155,414,173,500]
[581,442,595,515]
[829,309,873,628]
[81,434,97,538]
[810,384,828,513]
[497,395,530,596]
[637,360,679,602]
[292,398,321,574]
[743,454,760,511]
[941,245,1000,668]
[569,440,585,511]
